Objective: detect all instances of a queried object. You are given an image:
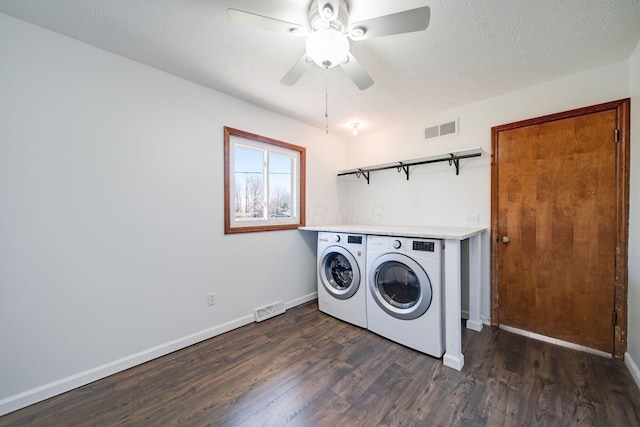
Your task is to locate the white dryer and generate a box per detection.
[366,235,444,357]
[317,232,367,328]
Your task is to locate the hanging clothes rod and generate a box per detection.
[337,147,484,184]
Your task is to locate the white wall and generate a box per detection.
[340,60,632,329]
[0,13,347,414]
[627,39,640,386]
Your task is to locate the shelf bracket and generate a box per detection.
[448,154,460,175]
[397,162,410,180]
[355,169,370,184]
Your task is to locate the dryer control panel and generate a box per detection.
[413,241,435,252]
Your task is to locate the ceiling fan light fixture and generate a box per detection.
[305,28,350,68]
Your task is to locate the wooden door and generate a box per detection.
[491,100,629,357]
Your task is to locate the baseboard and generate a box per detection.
[285,291,317,309]
[0,292,318,417]
[625,352,640,391]
[443,353,464,371]
[460,310,491,326]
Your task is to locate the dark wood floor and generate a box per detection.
[2,301,640,426]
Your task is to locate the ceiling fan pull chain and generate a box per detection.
[324,69,329,134]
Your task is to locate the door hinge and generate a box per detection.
[614,129,620,143]
[613,310,618,326]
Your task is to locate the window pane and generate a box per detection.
[234,145,264,221]
[268,152,293,218]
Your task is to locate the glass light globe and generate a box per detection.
[305,29,350,69]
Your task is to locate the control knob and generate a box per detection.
[333,235,341,242]
[392,240,401,249]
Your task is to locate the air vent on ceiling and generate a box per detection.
[254,301,286,322]
[425,118,459,140]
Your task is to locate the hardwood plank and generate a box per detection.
[1,301,639,426]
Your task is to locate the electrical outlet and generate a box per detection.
[207,292,216,306]
[465,214,479,226]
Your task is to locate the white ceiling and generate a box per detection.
[1,0,640,137]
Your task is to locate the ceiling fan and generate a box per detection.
[227,0,431,90]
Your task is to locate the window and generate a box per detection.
[224,127,305,234]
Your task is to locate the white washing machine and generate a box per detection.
[366,235,444,357]
[317,232,367,328]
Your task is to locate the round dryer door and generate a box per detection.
[319,246,361,300]
[369,253,432,320]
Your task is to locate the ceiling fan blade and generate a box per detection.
[339,53,374,90]
[348,6,430,40]
[280,54,313,86]
[227,8,306,36]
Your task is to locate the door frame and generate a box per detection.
[490,99,630,358]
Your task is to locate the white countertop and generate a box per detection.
[299,224,486,240]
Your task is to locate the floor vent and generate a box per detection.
[254,301,286,322]
[425,118,459,140]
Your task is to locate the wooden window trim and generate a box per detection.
[224,126,306,234]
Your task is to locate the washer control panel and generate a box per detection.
[318,232,366,250]
[347,235,363,244]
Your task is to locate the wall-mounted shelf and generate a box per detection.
[337,147,484,184]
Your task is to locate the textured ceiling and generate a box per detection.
[1,0,640,137]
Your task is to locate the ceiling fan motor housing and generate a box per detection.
[306,0,351,68]
[309,0,349,32]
